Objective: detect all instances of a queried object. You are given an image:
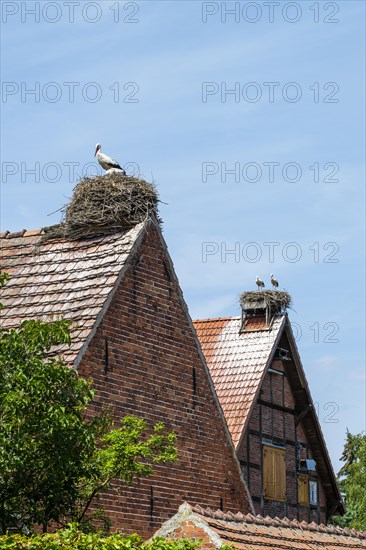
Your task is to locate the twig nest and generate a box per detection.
[240,290,292,312]
[43,173,159,241]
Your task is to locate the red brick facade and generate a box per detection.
[168,521,216,550]
[0,219,341,533]
[76,223,251,536]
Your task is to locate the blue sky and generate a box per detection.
[1,0,365,472]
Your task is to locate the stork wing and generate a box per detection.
[105,157,123,170]
[98,152,123,171]
[108,159,123,170]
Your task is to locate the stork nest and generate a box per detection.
[43,173,159,241]
[240,290,292,312]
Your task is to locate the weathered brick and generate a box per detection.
[77,224,251,536]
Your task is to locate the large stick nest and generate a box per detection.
[43,173,159,241]
[240,290,292,311]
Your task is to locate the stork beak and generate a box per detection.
[94,146,98,156]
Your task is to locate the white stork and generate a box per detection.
[256,276,265,290]
[271,274,279,289]
[94,143,126,175]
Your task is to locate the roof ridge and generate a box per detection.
[0,229,47,239]
[193,316,241,323]
[0,219,151,241]
[191,504,366,538]
[0,226,143,243]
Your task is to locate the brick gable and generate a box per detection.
[77,222,251,534]
[0,220,252,536]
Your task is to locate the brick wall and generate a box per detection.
[170,521,215,550]
[238,357,326,524]
[77,223,250,536]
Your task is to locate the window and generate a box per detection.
[309,480,318,505]
[298,475,309,506]
[298,477,318,506]
[263,445,286,501]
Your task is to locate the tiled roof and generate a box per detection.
[0,225,145,365]
[193,316,285,447]
[155,503,366,549]
[194,504,366,549]
[194,316,344,514]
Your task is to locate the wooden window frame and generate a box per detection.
[309,479,318,505]
[263,444,286,502]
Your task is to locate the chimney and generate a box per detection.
[239,290,292,332]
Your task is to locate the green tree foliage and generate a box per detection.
[0,525,200,550]
[0,273,177,534]
[332,430,366,530]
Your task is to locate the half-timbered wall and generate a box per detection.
[237,353,326,524]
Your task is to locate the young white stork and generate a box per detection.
[94,143,126,175]
[256,276,265,290]
[271,274,279,289]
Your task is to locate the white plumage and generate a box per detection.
[94,143,126,175]
[270,274,279,289]
[256,276,265,290]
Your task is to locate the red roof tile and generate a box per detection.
[0,223,146,366]
[194,316,285,448]
[155,503,366,549]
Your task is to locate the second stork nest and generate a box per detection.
[240,290,292,312]
[44,173,159,240]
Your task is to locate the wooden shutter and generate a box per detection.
[263,445,286,501]
[263,446,274,499]
[298,475,309,506]
[275,447,286,501]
